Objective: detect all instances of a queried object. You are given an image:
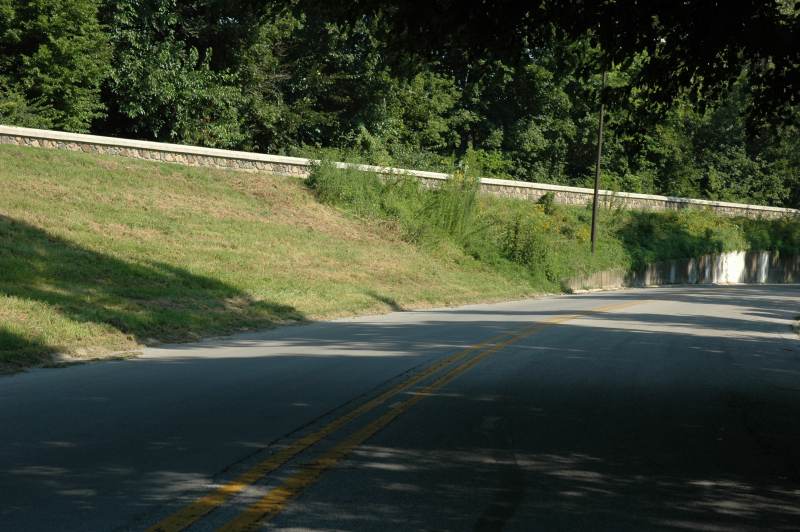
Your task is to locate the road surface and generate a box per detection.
[2,285,800,531]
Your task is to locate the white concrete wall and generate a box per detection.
[564,251,800,291]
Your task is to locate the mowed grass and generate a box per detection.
[4,145,798,371]
[0,145,542,370]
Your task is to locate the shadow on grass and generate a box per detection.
[0,215,305,370]
[365,290,405,312]
[0,328,54,371]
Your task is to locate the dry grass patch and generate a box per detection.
[0,145,542,371]
[229,173,390,241]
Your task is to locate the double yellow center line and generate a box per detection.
[149,300,641,531]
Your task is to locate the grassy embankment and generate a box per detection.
[1,145,798,371]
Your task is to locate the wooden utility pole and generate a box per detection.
[590,70,607,254]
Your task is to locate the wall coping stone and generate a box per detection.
[2,124,798,216]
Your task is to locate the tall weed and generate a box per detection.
[308,162,800,291]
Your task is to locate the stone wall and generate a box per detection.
[1,125,798,220]
[563,251,800,292]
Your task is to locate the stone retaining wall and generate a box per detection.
[1,125,798,220]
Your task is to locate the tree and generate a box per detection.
[310,1,799,124]
[99,0,245,148]
[1,0,797,208]
[0,0,111,131]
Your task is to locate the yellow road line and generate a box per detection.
[218,300,642,531]
[148,331,515,532]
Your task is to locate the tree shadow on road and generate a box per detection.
[4,293,800,530]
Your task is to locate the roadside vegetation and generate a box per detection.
[0,146,537,371]
[309,161,800,277]
[2,2,799,209]
[2,144,797,371]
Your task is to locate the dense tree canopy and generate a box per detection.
[0,0,110,131]
[316,1,800,120]
[1,0,798,207]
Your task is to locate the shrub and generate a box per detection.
[537,192,557,215]
[308,162,800,291]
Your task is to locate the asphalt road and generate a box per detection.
[2,285,800,531]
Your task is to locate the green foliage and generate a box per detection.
[309,163,800,292]
[0,0,110,131]
[305,162,388,219]
[306,161,479,247]
[482,196,628,286]
[537,192,557,215]
[421,173,482,246]
[617,210,748,269]
[0,1,798,209]
[740,217,800,256]
[236,9,301,152]
[102,0,245,147]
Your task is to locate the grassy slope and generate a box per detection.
[2,145,798,371]
[0,146,543,370]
